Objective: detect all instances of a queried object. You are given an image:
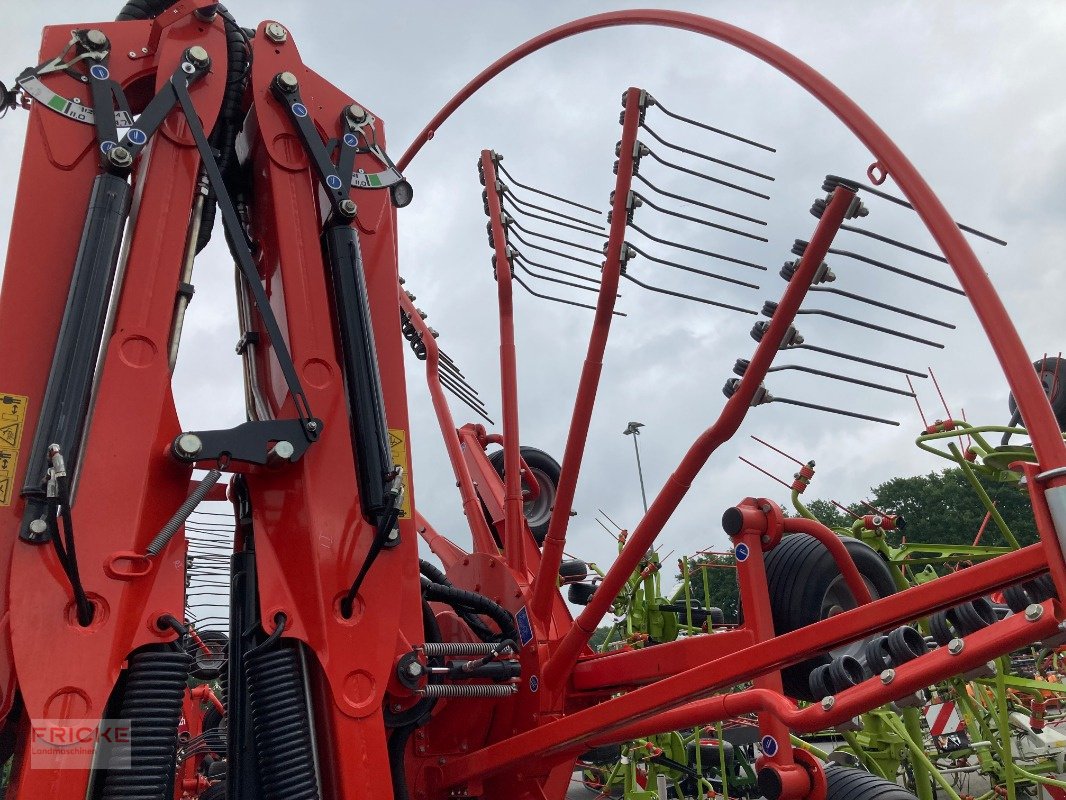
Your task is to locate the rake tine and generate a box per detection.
[645,149,771,200]
[440,380,495,425]
[509,219,603,256]
[771,395,900,426]
[792,342,928,378]
[512,251,601,286]
[738,456,792,489]
[650,96,777,152]
[839,223,947,264]
[438,373,488,410]
[823,176,1006,246]
[635,192,769,242]
[513,274,626,316]
[626,242,759,290]
[809,285,957,329]
[504,188,606,231]
[633,222,767,271]
[621,271,755,315]
[641,123,775,181]
[766,364,917,397]
[786,306,944,348]
[497,161,602,215]
[797,242,963,295]
[437,352,470,382]
[503,194,604,238]
[509,228,602,269]
[599,509,625,532]
[516,258,606,295]
[634,172,768,226]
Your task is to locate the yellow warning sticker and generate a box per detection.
[0,394,27,506]
[387,428,412,518]
[0,448,18,506]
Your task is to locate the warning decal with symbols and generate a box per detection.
[387,428,412,518]
[0,393,28,506]
[924,701,964,736]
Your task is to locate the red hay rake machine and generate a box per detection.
[0,3,1063,800]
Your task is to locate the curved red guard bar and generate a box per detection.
[782,517,875,606]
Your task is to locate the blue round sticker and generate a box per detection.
[99,140,116,154]
[529,675,539,693]
[735,543,750,562]
[761,735,778,756]
[127,128,147,145]
[343,133,358,147]
[326,174,342,190]
[90,64,110,81]
[292,102,308,118]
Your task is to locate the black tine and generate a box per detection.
[513,274,627,316]
[824,175,1006,246]
[771,396,900,426]
[516,258,606,295]
[803,243,964,295]
[626,242,759,290]
[440,378,495,425]
[645,149,771,200]
[438,356,471,385]
[503,194,604,238]
[509,228,603,269]
[635,192,769,243]
[767,364,917,397]
[793,342,928,378]
[497,161,602,215]
[632,222,767,271]
[809,285,956,329]
[651,97,777,152]
[641,123,775,181]
[509,219,603,255]
[512,251,601,286]
[439,372,489,411]
[839,223,947,264]
[634,172,768,226]
[789,307,944,348]
[504,188,606,231]
[621,271,755,315]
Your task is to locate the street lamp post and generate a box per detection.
[623,421,648,513]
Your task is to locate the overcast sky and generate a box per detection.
[1,2,1063,603]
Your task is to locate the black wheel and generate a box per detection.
[579,743,621,765]
[825,766,919,800]
[764,533,896,700]
[559,559,588,582]
[708,607,726,626]
[487,446,562,545]
[568,581,597,605]
[1008,356,1066,431]
[190,631,229,681]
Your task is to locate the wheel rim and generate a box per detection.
[822,574,880,660]
[522,466,556,529]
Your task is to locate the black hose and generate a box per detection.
[419,561,499,642]
[115,1,251,254]
[388,724,418,800]
[420,577,518,643]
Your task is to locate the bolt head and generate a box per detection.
[270,440,295,461]
[880,668,895,684]
[386,527,399,541]
[406,661,424,677]
[276,71,299,92]
[1025,603,1044,622]
[176,433,203,458]
[108,146,133,169]
[947,637,964,655]
[86,29,108,48]
[186,46,210,68]
[265,22,288,43]
[338,199,358,218]
[28,519,48,536]
[346,103,368,124]
[821,695,835,711]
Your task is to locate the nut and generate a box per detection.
[947,638,964,655]
[880,669,895,684]
[276,71,299,93]
[820,696,835,711]
[1025,603,1044,622]
[265,22,287,43]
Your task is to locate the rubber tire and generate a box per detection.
[764,533,896,701]
[825,765,919,800]
[709,607,726,626]
[559,559,588,582]
[1008,356,1066,431]
[487,446,562,545]
[190,630,229,680]
[579,744,621,765]
[568,581,597,606]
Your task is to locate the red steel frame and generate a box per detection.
[0,7,1062,800]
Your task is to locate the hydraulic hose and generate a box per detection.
[420,576,518,643]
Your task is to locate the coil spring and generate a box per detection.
[422,642,501,656]
[100,647,191,800]
[245,644,320,800]
[418,683,517,698]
